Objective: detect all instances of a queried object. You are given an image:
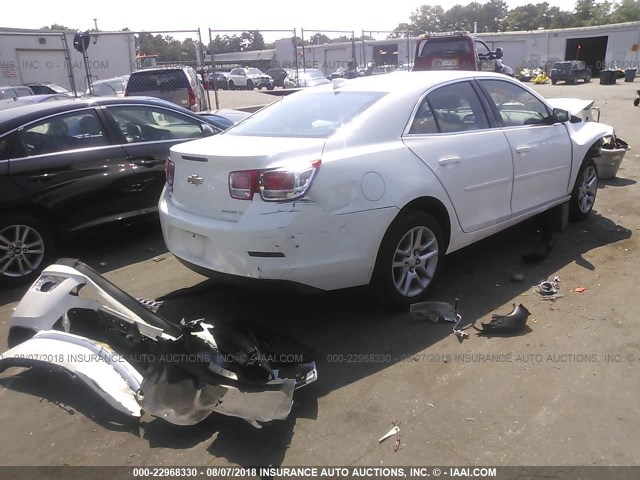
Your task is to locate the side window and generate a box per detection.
[409,99,438,134]
[426,81,490,134]
[480,80,551,127]
[108,106,203,143]
[15,110,108,157]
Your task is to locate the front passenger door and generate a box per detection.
[478,79,572,215]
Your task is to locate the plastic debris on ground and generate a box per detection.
[481,304,531,334]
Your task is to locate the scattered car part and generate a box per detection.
[410,298,468,342]
[481,304,531,334]
[379,425,400,443]
[1,259,317,427]
[410,300,459,323]
[538,280,558,295]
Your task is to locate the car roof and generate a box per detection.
[0,96,202,132]
[306,70,517,95]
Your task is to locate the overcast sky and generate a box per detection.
[6,0,576,40]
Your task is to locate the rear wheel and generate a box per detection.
[570,158,598,221]
[584,73,592,83]
[0,213,55,287]
[372,211,444,308]
[551,79,557,85]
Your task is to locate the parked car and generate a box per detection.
[24,83,74,97]
[125,66,208,111]
[0,85,35,100]
[199,109,251,129]
[550,60,592,84]
[413,31,510,75]
[0,94,70,111]
[227,68,274,90]
[287,69,331,87]
[266,68,293,88]
[89,75,129,97]
[159,71,613,307]
[207,71,229,90]
[0,97,232,285]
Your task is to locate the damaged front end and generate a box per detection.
[1,259,317,428]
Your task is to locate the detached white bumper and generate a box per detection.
[159,188,397,291]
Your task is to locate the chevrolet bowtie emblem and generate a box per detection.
[187,174,204,186]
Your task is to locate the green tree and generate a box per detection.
[610,0,640,22]
[40,24,72,30]
[309,33,331,45]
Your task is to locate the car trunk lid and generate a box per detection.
[169,134,326,221]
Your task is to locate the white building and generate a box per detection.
[0,28,136,93]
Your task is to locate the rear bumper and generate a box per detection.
[159,188,397,291]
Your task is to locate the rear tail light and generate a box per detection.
[188,87,196,107]
[229,170,259,200]
[165,157,175,191]
[228,160,321,202]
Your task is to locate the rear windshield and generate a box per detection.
[227,91,386,138]
[420,39,472,56]
[127,70,189,93]
[553,62,575,72]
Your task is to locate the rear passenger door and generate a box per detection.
[402,80,514,232]
[104,104,219,214]
[8,108,136,232]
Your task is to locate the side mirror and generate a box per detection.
[494,47,504,59]
[202,124,217,136]
[552,108,570,123]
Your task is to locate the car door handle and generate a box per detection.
[515,146,531,154]
[131,157,158,167]
[438,156,461,166]
[26,173,59,182]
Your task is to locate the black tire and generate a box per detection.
[551,79,557,85]
[634,98,639,107]
[267,84,275,91]
[246,80,254,90]
[0,213,55,287]
[228,81,235,90]
[372,211,444,308]
[584,74,591,83]
[569,158,598,221]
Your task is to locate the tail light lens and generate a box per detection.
[165,157,175,191]
[229,170,259,200]
[188,87,196,107]
[229,160,321,202]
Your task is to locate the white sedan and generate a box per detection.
[159,71,612,307]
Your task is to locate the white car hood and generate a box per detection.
[547,98,595,116]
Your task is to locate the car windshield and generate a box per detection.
[247,68,263,75]
[553,62,573,72]
[227,91,386,138]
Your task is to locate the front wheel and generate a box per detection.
[584,74,591,83]
[0,213,55,287]
[569,158,598,221]
[246,80,254,90]
[372,211,444,308]
[228,81,235,90]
